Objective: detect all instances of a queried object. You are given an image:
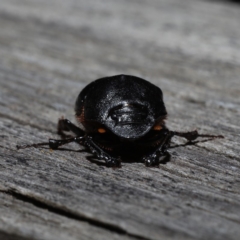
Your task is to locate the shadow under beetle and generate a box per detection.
[17,75,223,167]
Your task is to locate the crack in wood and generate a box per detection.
[0,230,33,240]
[0,189,147,240]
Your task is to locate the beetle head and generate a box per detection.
[104,102,153,140]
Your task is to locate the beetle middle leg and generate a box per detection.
[57,118,85,139]
[17,118,85,150]
[171,130,224,142]
[17,136,84,150]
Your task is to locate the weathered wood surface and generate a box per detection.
[0,0,240,239]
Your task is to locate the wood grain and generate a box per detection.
[0,0,240,239]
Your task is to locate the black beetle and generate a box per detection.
[17,74,223,167]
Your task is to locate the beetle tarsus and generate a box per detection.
[49,139,60,149]
[143,154,159,167]
[106,158,121,168]
[16,142,50,150]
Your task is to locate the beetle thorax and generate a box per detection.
[75,74,167,140]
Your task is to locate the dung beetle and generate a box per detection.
[17,75,223,167]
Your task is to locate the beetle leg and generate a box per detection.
[17,136,84,150]
[17,118,86,150]
[84,135,121,167]
[171,130,224,142]
[143,129,174,167]
[142,129,224,166]
[49,136,85,149]
[58,118,85,138]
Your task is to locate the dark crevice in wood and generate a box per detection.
[0,231,32,240]
[204,0,240,5]
[0,189,147,240]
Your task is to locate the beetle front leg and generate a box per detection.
[142,129,173,167]
[84,135,121,167]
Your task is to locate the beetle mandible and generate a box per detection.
[17,75,223,167]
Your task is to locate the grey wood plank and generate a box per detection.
[0,0,240,239]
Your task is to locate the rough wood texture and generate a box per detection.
[0,0,240,239]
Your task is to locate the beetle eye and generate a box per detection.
[98,128,106,133]
[153,125,162,131]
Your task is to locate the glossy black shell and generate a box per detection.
[75,75,167,139]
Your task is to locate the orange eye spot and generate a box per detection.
[98,128,106,133]
[153,125,162,131]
